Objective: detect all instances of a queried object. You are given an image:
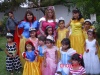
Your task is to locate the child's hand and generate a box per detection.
[55,59,58,64]
[9,54,13,58]
[44,62,46,67]
[25,58,30,61]
[95,50,98,55]
[12,54,17,58]
[86,49,89,53]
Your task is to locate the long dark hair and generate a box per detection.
[24,10,36,22]
[72,8,83,20]
[71,53,84,67]
[25,41,35,52]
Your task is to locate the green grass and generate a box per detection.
[0,36,22,75]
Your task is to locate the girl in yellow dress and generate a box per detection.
[56,17,69,48]
[66,8,85,54]
[22,41,40,75]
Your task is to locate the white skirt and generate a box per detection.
[83,49,100,74]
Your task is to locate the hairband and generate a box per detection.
[46,25,52,29]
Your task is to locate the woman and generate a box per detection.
[66,8,85,54]
[38,6,58,37]
[17,10,39,67]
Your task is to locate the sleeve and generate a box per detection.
[13,18,19,25]
[81,67,86,74]
[34,21,40,30]
[22,52,27,58]
[39,17,45,22]
[6,19,9,30]
[18,21,24,28]
[68,48,76,56]
[80,18,84,23]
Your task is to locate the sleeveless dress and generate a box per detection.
[6,42,22,71]
[18,20,39,67]
[57,48,76,75]
[42,46,57,75]
[23,50,40,75]
[69,66,86,75]
[70,18,85,54]
[83,39,100,74]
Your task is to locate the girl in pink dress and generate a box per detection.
[38,6,58,37]
[42,36,58,75]
[28,27,38,50]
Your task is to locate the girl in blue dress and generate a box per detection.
[22,40,40,75]
[57,38,76,75]
[17,10,39,67]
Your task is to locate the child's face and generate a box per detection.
[7,37,13,42]
[62,44,69,50]
[38,40,44,46]
[87,32,93,38]
[59,21,65,29]
[72,60,79,66]
[47,27,53,35]
[46,41,52,48]
[84,22,91,30]
[26,44,32,51]
[30,31,36,37]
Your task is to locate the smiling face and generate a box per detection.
[87,31,93,38]
[46,40,53,48]
[59,21,65,29]
[84,22,91,30]
[27,13,33,21]
[26,44,33,51]
[30,30,36,38]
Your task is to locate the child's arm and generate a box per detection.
[13,43,18,58]
[55,50,58,64]
[66,29,69,38]
[66,20,71,28]
[95,40,99,55]
[5,49,13,58]
[43,51,47,67]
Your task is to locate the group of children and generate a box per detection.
[5,18,100,75]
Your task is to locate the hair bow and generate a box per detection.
[79,54,82,59]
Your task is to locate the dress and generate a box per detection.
[6,42,22,71]
[38,17,58,35]
[18,20,39,67]
[70,18,85,54]
[57,48,76,75]
[56,28,69,48]
[42,46,57,75]
[37,45,46,74]
[23,50,40,75]
[69,66,86,75]
[83,39,100,74]
[28,38,38,50]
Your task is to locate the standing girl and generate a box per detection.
[45,26,55,41]
[56,17,69,48]
[83,29,100,74]
[22,41,40,75]
[42,36,58,75]
[57,38,76,75]
[69,53,86,75]
[28,27,38,50]
[66,8,85,54]
[5,33,21,75]
[38,36,46,74]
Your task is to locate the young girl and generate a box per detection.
[38,35,46,73]
[28,27,38,50]
[45,25,55,41]
[83,19,95,39]
[22,40,40,75]
[83,29,100,74]
[69,53,86,75]
[56,17,69,48]
[5,33,21,75]
[42,35,58,75]
[57,38,76,75]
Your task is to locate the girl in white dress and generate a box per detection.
[83,29,100,74]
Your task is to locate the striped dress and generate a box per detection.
[69,66,86,75]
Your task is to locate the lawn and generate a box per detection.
[0,36,22,75]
